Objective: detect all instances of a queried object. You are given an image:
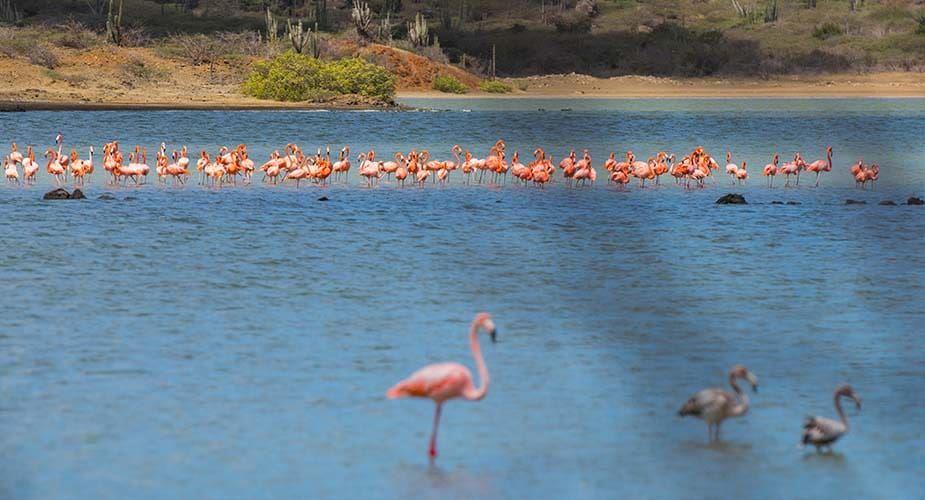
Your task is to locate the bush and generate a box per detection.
[478,80,512,93]
[242,51,395,102]
[552,11,592,33]
[432,74,468,93]
[56,20,102,49]
[28,45,59,69]
[813,23,842,40]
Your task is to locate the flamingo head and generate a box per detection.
[89,146,94,153]
[773,154,779,162]
[70,150,78,160]
[726,152,731,162]
[827,146,833,154]
[474,312,497,343]
[730,365,759,392]
[835,384,861,410]
[452,144,462,153]
[11,143,16,151]
[55,134,62,144]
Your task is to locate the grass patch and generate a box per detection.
[43,69,90,85]
[478,80,512,93]
[432,74,468,93]
[813,23,842,40]
[121,57,167,82]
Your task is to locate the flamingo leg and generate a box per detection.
[429,403,443,460]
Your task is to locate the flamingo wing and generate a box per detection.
[801,416,845,447]
[387,362,471,401]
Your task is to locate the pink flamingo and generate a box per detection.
[805,146,833,187]
[724,152,739,184]
[735,161,748,185]
[387,312,497,460]
[762,154,779,188]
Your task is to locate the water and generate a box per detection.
[1,99,923,499]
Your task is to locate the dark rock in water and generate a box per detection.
[43,188,71,200]
[123,196,137,201]
[771,201,784,205]
[907,196,924,205]
[317,196,329,201]
[97,193,117,200]
[561,108,572,111]
[716,193,747,204]
[786,200,801,205]
[879,200,897,206]
[69,189,86,199]
[845,199,866,205]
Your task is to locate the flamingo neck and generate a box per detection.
[463,320,489,401]
[452,148,460,166]
[835,393,848,428]
[728,373,749,417]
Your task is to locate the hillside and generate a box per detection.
[1,0,924,107]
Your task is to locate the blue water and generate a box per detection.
[1,99,923,499]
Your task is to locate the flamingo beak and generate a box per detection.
[490,328,497,343]
[746,372,759,392]
[852,394,861,410]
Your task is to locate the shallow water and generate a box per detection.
[1,99,924,499]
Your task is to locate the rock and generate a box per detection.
[317,196,329,201]
[786,201,801,205]
[907,196,924,205]
[715,193,747,204]
[97,193,117,200]
[43,188,71,200]
[879,200,897,206]
[771,201,784,204]
[69,189,86,199]
[845,199,866,205]
[123,196,137,201]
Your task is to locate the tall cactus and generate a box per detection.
[287,18,310,54]
[378,12,393,44]
[265,7,279,45]
[106,0,123,45]
[351,0,373,39]
[407,12,429,47]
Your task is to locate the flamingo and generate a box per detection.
[332,146,351,181]
[735,161,748,185]
[679,364,759,441]
[805,147,833,187]
[4,156,19,184]
[801,384,861,452]
[762,154,779,188]
[725,152,739,184]
[22,146,38,184]
[9,143,23,166]
[387,313,497,460]
[44,148,65,184]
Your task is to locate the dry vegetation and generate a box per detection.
[0,0,923,107]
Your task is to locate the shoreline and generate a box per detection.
[2,72,922,111]
[399,72,925,100]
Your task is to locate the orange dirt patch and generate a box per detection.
[361,44,481,91]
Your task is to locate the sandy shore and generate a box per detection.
[399,72,925,99]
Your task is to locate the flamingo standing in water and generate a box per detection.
[4,156,19,184]
[387,312,497,460]
[762,154,779,188]
[679,364,759,441]
[724,152,739,185]
[22,146,38,184]
[735,161,748,185]
[805,146,833,187]
[801,384,861,452]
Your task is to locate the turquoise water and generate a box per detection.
[1,99,923,499]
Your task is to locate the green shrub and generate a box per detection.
[242,51,395,102]
[432,74,468,94]
[478,80,512,93]
[813,23,842,40]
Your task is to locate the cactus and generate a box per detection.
[378,12,393,44]
[309,23,321,58]
[351,0,373,39]
[287,18,311,54]
[106,0,123,45]
[407,12,429,47]
[0,0,21,24]
[266,7,279,45]
[764,0,778,23]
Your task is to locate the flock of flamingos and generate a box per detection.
[391,313,861,459]
[3,136,883,190]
